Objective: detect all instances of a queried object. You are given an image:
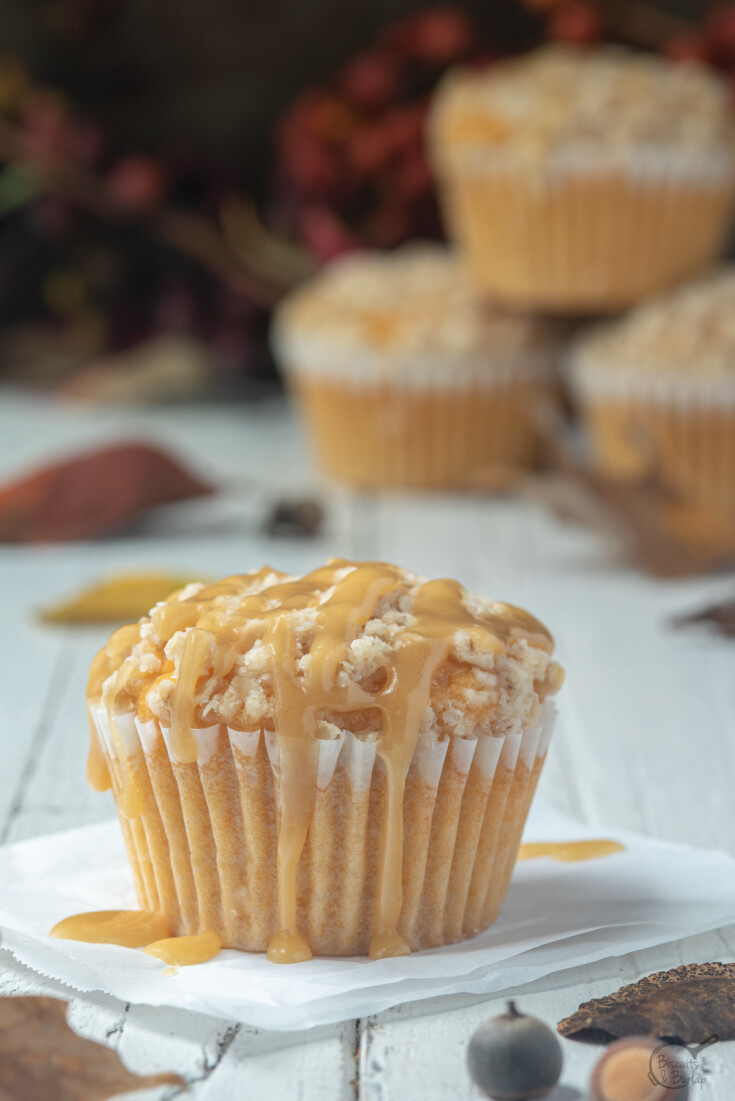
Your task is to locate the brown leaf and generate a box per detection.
[0,995,183,1101]
[0,442,212,543]
[558,962,735,1045]
[671,598,735,639]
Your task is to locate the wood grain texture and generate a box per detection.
[2,392,735,1098]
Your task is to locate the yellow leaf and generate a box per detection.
[39,571,205,625]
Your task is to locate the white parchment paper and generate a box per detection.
[2,800,735,1030]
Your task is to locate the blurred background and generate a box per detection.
[0,0,727,401]
[3,0,735,855]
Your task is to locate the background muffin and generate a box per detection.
[569,268,735,519]
[429,45,735,312]
[271,244,560,489]
[87,560,563,960]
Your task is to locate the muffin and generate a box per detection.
[271,245,560,489]
[86,559,563,961]
[429,45,735,312]
[569,268,735,519]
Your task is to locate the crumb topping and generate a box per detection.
[573,267,735,377]
[90,560,563,744]
[272,244,557,369]
[432,45,735,164]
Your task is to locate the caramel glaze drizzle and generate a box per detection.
[51,911,221,968]
[86,559,554,963]
[517,840,625,863]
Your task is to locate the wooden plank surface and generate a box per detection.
[2,390,735,1098]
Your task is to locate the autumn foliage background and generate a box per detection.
[0,0,731,401]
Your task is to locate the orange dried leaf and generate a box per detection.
[39,570,206,624]
[0,995,183,1101]
[0,442,212,543]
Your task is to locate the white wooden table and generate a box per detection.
[3,387,735,1099]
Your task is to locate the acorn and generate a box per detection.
[590,1036,689,1101]
[467,1002,563,1100]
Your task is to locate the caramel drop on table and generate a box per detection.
[50,910,171,948]
[517,840,625,863]
[144,929,222,967]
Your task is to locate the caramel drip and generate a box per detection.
[87,559,554,963]
[143,929,221,966]
[518,840,625,863]
[50,910,171,947]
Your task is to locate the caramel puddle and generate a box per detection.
[518,840,625,863]
[50,909,171,948]
[143,929,221,967]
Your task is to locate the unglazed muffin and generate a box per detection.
[569,268,735,519]
[429,45,735,312]
[86,560,563,961]
[271,245,560,489]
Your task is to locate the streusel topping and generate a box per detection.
[432,45,735,163]
[272,245,556,366]
[573,268,735,376]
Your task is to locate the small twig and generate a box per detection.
[671,598,735,636]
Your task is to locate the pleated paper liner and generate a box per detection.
[435,157,735,313]
[287,355,555,490]
[90,701,556,956]
[570,365,735,523]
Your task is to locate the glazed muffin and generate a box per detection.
[271,245,560,489]
[429,45,735,312]
[569,268,735,519]
[86,559,563,961]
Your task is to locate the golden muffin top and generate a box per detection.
[272,245,557,375]
[572,267,735,380]
[89,559,563,765]
[431,45,735,167]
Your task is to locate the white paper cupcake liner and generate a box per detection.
[432,140,735,188]
[570,348,735,409]
[430,144,735,312]
[90,700,556,956]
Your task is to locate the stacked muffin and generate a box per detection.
[568,270,735,519]
[431,44,735,515]
[272,246,559,489]
[273,44,735,504]
[430,45,735,311]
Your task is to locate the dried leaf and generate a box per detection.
[671,598,735,639]
[558,963,735,1045]
[39,570,205,624]
[0,995,183,1101]
[0,442,212,543]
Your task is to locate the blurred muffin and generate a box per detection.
[569,268,735,518]
[87,559,563,960]
[430,46,735,312]
[271,245,560,488]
